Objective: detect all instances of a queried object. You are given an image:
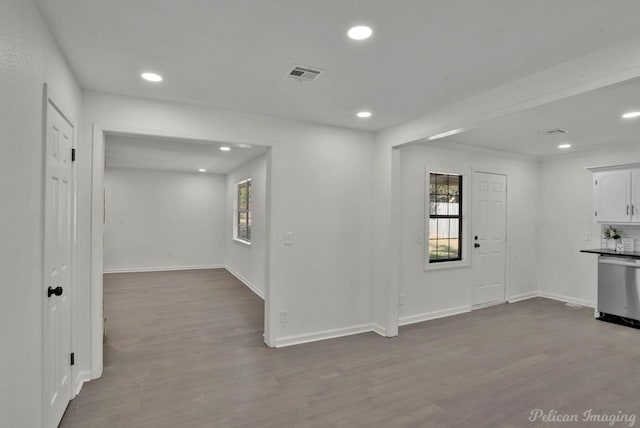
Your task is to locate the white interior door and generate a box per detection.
[472,172,506,307]
[43,98,73,428]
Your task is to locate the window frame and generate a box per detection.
[233,178,252,245]
[424,168,470,271]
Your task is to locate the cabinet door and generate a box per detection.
[594,170,631,223]
[632,169,640,222]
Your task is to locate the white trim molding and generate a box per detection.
[370,323,388,337]
[103,264,224,274]
[399,305,471,327]
[275,324,379,348]
[507,291,538,303]
[225,266,265,300]
[538,291,595,308]
[73,370,91,397]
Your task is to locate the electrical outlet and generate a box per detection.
[585,232,592,242]
[280,310,288,324]
[168,253,173,259]
[399,294,405,306]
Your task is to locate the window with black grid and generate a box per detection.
[236,179,251,242]
[428,172,462,263]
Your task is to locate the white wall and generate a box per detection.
[371,36,640,337]
[398,143,539,324]
[537,143,640,307]
[104,168,226,272]
[0,1,82,427]
[225,155,267,298]
[81,91,374,349]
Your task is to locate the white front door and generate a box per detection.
[43,98,74,428]
[472,172,506,307]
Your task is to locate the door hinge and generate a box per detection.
[595,180,598,185]
[71,148,76,162]
[595,211,598,217]
[70,352,75,366]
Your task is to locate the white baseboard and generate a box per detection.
[507,291,538,303]
[275,323,376,348]
[103,264,224,274]
[225,266,265,300]
[370,323,388,337]
[73,370,91,398]
[538,291,595,308]
[399,305,471,327]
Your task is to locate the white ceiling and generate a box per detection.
[443,77,640,157]
[35,0,640,131]
[105,134,267,174]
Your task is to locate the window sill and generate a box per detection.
[423,259,469,271]
[233,238,251,246]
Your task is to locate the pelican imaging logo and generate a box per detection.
[528,409,636,426]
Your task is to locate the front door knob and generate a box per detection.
[48,286,63,298]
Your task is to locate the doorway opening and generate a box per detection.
[90,126,274,379]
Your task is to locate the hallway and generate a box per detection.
[60,269,265,427]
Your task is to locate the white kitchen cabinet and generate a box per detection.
[633,169,640,223]
[588,164,640,224]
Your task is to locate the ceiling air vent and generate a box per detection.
[285,65,324,82]
[539,128,567,136]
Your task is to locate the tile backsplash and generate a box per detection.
[600,225,640,251]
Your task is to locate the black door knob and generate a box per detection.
[48,286,63,298]
[474,235,478,240]
[474,243,480,248]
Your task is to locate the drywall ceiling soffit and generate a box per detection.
[443,77,640,157]
[34,0,640,131]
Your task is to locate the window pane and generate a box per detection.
[448,195,459,215]
[247,181,252,209]
[429,240,438,260]
[239,184,248,210]
[450,219,459,239]
[429,173,437,195]
[238,225,247,240]
[429,195,437,215]
[448,175,460,195]
[437,218,450,239]
[246,225,251,241]
[436,194,449,215]
[428,219,438,240]
[448,239,460,259]
[436,174,448,195]
[239,211,247,226]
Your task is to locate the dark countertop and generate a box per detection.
[580,248,640,259]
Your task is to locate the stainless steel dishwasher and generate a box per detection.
[598,256,640,322]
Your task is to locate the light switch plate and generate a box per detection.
[284,232,293,245]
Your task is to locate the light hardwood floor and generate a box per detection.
[60,269,640,427]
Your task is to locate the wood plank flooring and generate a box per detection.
[60,269,640,427]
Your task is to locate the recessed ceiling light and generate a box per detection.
[198,168,207,172]
[357,111,372,118]
[220,146,231,151]
[558,143,571,149]
[348,26,373,40]
[141,72,163,82]
[428,128,464,140]
[622,111,640,119]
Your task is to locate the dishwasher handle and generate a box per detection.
[599,257,640,267]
